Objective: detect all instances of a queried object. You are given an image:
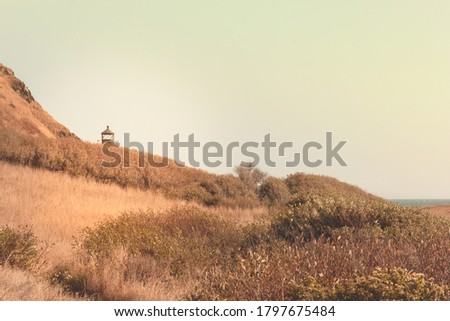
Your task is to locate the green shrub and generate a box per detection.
[0,225,40,269]
[214,175,260,208]
[191,258,449,301]
[179,183,222,207]
[51,264,89,296]
[333,268,447,300]
[66,206,251,299]
[286,268,447,301]
[285,276,333,300]
[271,195,445,242]
[77,206,243,276]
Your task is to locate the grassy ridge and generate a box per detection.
[0,128,376,209]
[1,128,448,300]
[0,128,259,208]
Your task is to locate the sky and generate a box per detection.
[1,0,449,199]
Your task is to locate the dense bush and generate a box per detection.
[332,268,447,301]
[287,268,447,301]
[190,235,450,301]
[258,177,290,207]
[234,163,267,192]
[78,206,242,270]
[271,195,445,242]
[51,264,89,296]
[189,195,450,300]
[0,225,40,269]
[54,206,245,298]
[284,172,379,202]
[53,206,249,298]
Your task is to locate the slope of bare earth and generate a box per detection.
[420,205,450,220]
[0,64,75,139]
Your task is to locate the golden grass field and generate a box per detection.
[0,161,267,300]
[0,161,181,262]
[0,161,266,261]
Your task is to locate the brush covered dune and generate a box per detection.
[0,139,449,300]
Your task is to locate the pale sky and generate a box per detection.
[1,0,449,198]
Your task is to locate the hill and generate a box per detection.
[0,63,379,209]
[0,64,75,139]
[1,63,447,301]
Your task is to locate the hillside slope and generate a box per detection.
[0,161,184,262]
[0,63,376,208]
[0,64,75,139]
[1,64,448,301]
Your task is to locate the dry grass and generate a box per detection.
[0,128,261,208]
[0,266,74,300]
[0,161,217,300]
[1,160,448,300]
[0,162,267,300]
[0,161,185,263]
[210,206,268,224]
[55,249,196,300]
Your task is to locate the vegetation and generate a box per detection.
[0,225,41,270]
[0,128,259,208]
[52,206,244,299]
[0,265,74,300]
[331,268,447,301]
[46,196,449,301]
[258,176,290,207]
[190,196,450,300]
[234,162,267,192]
[0,129,449,301]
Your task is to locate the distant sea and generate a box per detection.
[389,199,450,206]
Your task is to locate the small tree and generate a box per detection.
[234,162,267,192]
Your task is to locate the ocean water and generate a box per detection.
[389,199,450,206]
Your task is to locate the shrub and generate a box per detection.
[62,206,251,299]
[77,206,243,277]
[234,163,267,192]
[333,268,447,300]
[258,177,290,207]
[180,183,220,206]
[214,175,260,208]
[0,225,40,269]
[189,221,450,300]
[271,195,446,242]
[51,264,89,297]
[284,172,378,202]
